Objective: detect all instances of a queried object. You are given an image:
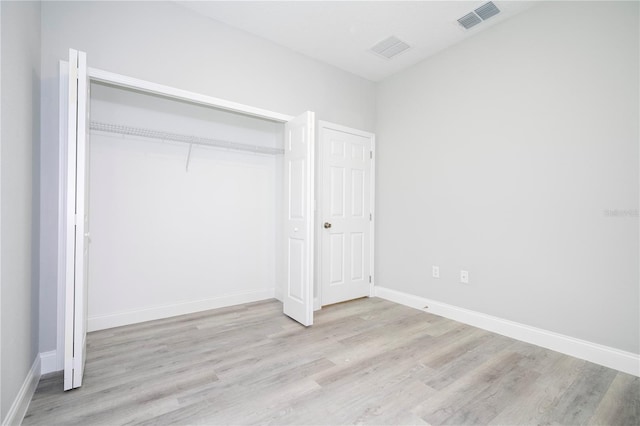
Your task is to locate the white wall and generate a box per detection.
[375,1,639,354]
[39,1,375,354]
[1,0,41,421]
[87,83,283,330]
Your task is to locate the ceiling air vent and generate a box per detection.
[457,2,501,30]
[457,12,482,30]
[474,2,501,20]
[370,36,411,60]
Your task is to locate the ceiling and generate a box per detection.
[178,1,536,82]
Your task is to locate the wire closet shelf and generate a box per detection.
[89,122,284,156]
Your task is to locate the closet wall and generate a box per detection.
[40,1,375,357]
[88,83,284,330]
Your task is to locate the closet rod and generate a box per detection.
[89,122,284,156]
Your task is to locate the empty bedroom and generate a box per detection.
[0,1,638,425]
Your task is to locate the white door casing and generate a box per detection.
[319,122,374,306]
[64,49,89,390]
[283,112,315,326]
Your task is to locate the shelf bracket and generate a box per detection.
[185,142,194,172]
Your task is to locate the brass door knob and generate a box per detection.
[324,222,332,229]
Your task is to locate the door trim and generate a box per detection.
[317,121,375,307]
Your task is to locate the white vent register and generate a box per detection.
[457,2,501,30]
[369,36,411,59]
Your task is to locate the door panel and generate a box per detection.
[329,233,344,284]
[289,158,305,219]
[283,112,315,326]
[351,169,364,216]
[321,124,373,306]
[351,232,364,281]
[351,143,365,161]
[330,167,344,216]
[288,239,305,302]
[64,49,89,390]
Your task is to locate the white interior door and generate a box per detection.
[283,112,315,326]
[64,48,89,390]
[320,122,374,306]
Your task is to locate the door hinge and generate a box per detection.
[369,275,372,283]
[369,213,372,221]
[370,151,373,159]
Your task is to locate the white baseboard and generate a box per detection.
[274,287,283,303]
[375,286,640,377]
[88,288,276,331]
[2,356,41,426]
[39,351,59,375]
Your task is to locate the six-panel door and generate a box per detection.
[321,125,373,306]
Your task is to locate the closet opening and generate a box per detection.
[87,82,286,332]
[60,50,316,389]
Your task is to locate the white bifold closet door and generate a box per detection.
[283,112,315,326]
[64,48,90,390]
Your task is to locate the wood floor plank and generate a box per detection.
[488,353,585,425]
[440,358,540,425]
[23,297,639,425]
[589,372,640,425]
[540,362,618,425]
[412,351,526,424]
[421,332,515,390]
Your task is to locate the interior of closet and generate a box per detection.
[87,82,285,331]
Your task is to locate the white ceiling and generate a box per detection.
[178,1,537,82]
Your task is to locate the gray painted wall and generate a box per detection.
[1,0,41,421]
[39,1,376,353]
[375,1,639,354]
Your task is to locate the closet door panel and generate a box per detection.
[64,48,89,390]
[283,111,315,326]
[288,239,305,302]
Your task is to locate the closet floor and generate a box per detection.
[23,298,638,425]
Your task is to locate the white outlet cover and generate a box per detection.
[460,270,469,283]
[432,266,440,278]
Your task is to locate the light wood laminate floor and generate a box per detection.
[24,298,639,425]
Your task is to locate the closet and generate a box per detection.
[88,83,285,332]
[60,49,373,391]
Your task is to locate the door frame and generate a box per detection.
[56,61,307,373]
[316,121,375,307]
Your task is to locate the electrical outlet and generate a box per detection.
[460,270,469,284]
[432,266,440,279]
